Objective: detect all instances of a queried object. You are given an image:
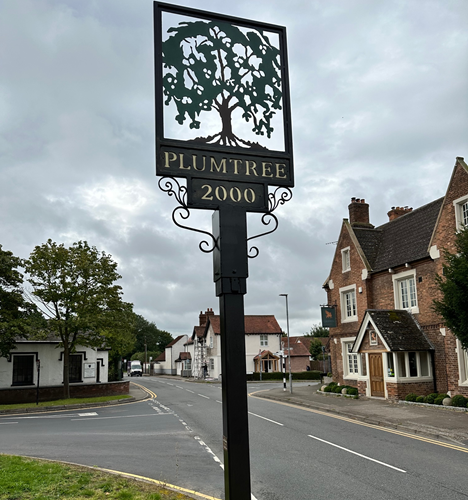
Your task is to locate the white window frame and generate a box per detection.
[392,269,419,314]
[341,337,360,379]
[453,195,468,230]
[209,358,215,371]
[260,335,268,347]
[340,284,358,323]
[385,351,432,381]
[456,340,468,386]
[341,247,351,273]
[209,336,214,349]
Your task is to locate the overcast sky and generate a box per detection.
[1,0,467,338]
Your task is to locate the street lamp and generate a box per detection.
[279,294,292,393]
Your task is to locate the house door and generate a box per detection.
[369,354,384,397]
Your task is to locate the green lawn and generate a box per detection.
[0,455,199,500]
[0,395,131,412]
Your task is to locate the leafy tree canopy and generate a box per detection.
[24,240,134,397]
[304,324,329,338]
[433,227,468,350]
[163,20,282,148]
[309,338,326,360]
[0,245,40,357]
[128,314,173,358]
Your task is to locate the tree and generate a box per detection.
[309,338,326,361]
[433,227,468,350]
[304,324,329,338]
[163,20,282,148]
[24,240,134,398]
[0,245,38,357]
[131,314,173,359]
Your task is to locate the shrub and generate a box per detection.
[333,386,343,393]
[451,395,468,407]
[416,396,425,403]
[323,385,333,392]
[434,394,448,405]
[346,387,358,396]
[405,393,417,402]
[424,393,439,404]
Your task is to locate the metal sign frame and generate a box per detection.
[154,2,294,212]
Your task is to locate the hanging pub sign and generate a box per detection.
[154,2,294,213]
[321,306,337,328]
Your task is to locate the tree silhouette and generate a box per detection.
[163,20,282,149]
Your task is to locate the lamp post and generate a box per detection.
[279,294,292,393]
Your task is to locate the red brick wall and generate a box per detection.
[386,381,434,401]
[0,381,130,405]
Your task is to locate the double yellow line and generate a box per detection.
[249,391,468,454]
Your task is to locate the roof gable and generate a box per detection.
[353,310,434,352]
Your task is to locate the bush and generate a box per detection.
[333,386,343,393]
[346,387,358,396]
[424,393,439,404]
[434,394,448,405]
[323,385,333,392]
[416,396,425,403]
[451,395,468,407]
[405,393,418,402]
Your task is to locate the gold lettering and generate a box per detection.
[246,160,259,176]
[229,159,242,175]
[210,157,227,174]
[164,151,177,168]
[179,153,190,170]
[262,162,273,178]
[193,154,205,171]
[275,163,287,179]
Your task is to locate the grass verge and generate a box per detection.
[0,395,131,412]
[0,455,197,500]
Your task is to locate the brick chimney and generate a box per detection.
[199,308,215,326]
[387,206,413,221]
[348,198,373,227]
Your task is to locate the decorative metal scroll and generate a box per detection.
[158,177,217,253]
[247,187,293,258]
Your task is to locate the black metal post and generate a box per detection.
[212,207,251,500]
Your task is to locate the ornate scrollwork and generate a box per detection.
[247,187,293,258]
[158,177,217,254]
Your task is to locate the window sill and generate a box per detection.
[342,317,358,324]
[386,377,433,383]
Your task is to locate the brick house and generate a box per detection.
[323,157,468,400]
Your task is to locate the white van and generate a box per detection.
[129,360,143,377]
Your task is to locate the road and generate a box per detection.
[1,377,467,500]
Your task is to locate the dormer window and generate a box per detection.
[341,247,351,272]
[453,195,468,230]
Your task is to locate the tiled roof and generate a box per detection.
[154,351,165,362]
[207,315,282,335]
[253,350,279,360]
[166,335,184,347]
[363,310,434,351]
[192,326,205,339]
[354,197,443,272]
[175,351,191,362]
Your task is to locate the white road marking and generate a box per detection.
[186,389,195,393]
[176,385,184,389]
[78,412,98,417]
[71,413,172,421]
[198,394,210,399]
[216,400,222,404]
[0,422,18,425]
[308,434,406,473]
[166,383,174,386]
[248,412,283,426]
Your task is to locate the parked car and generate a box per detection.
[129,360,143,377]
